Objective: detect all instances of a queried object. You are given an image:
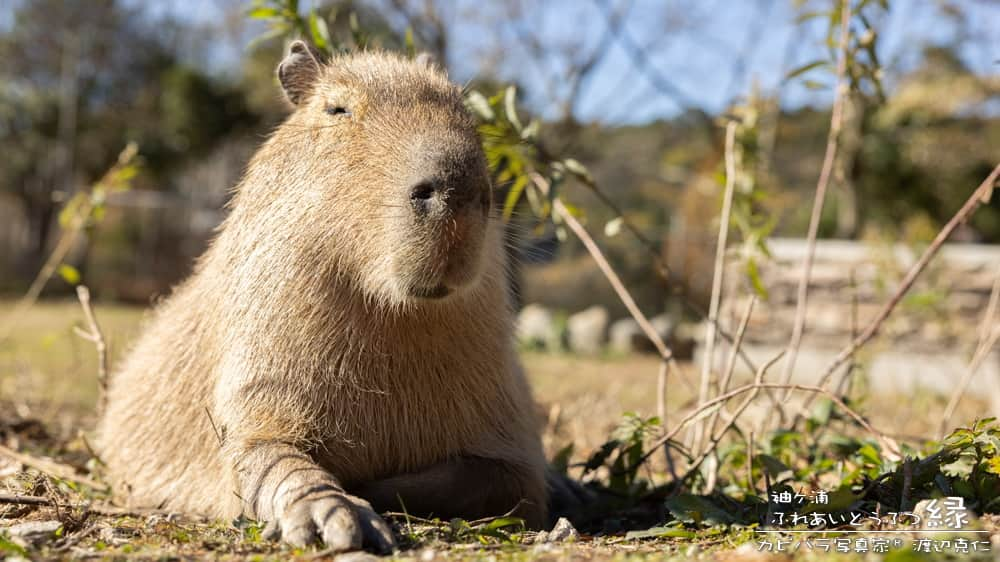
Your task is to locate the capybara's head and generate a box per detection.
[267,42,494,307]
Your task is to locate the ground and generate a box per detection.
[1,299,996,561]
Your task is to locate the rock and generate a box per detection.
[609,318,644,354]
[635,313,677,354]
[545,517,579,543]
[517,304,559,351]
[649,313,674,342]
[567,306,609,354]
[2,520,62,546]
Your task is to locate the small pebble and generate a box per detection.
[2,520,62,546]
[545,517,579,543]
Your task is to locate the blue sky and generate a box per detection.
[440,0,999,124]
[10,0,1000,125]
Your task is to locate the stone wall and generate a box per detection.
[714,238,1000,408]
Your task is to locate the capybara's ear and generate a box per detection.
[277,40,321,106]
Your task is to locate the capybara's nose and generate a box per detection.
[409,176,483,216]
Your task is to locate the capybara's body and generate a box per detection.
[97,44,546,552]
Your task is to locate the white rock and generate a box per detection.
[609,318,644,354]
[567,306,609,355]
[517,304,559,351]
[2,520,62,545]
[545,517,579,542]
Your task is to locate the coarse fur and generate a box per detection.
[96,44,547,551]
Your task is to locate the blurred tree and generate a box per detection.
[855,45,1000,242]
[0,0,256,278]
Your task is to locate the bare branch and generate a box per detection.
[684,350,784,481]
[0,444,107,491]
[691,121,738,451]
[703,295,756,453]
[801,162,1000,414]
[938,263,1000,437]
[0,493,177,517]
[779,0,852,401]
[530,172,672,361]
[643,379,901,471]
[74,285,108,417]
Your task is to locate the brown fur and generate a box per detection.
[96,45,547,550]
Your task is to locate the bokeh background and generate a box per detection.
[1,0,999,443]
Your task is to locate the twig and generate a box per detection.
[938,264,1000,436]
[0,493,176,517]
[656,360,668,422]
[531,109,762,380]
[0,493,51,506]
[800,162,1000,414]
[703,296,756,452]
[640,380,901,469]
[683,351,785,480]
[779,0,852,402]
[0,444,107,491]
[0,143,137,343]
[73,285,108,417]
[900,458,913,511]
[530,173,673,362]
[836,267,860,397]
[692,121,739,453]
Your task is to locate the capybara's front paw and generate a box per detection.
[264,487,395,553]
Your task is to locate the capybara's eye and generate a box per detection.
[325,106,351,117]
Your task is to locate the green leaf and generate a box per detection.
[794,10,828,24]
[563,158,594,184]
[940,451,977,479]
[247,6,281,19]
[745,258,769,300]
[520,119,540,141]
[482,517,524,532]
[785,60,829,81]
[809,398,834,427]
[58,192,87,227]
[604,217,623,237]
[625,526,698,539]
[503,86,522,132]
[663,494,737,526]
[308,10,330,51]
[58,264,80,285]
[0,533,28,557]
[801,79,829,90]
[559,201,585,220]
[757,454,793,482]
[857,443,882,466]
[464,91,494,121]
[501,175,528,221]
[404,27,416,58]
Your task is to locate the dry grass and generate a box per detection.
[1,299,993,561]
